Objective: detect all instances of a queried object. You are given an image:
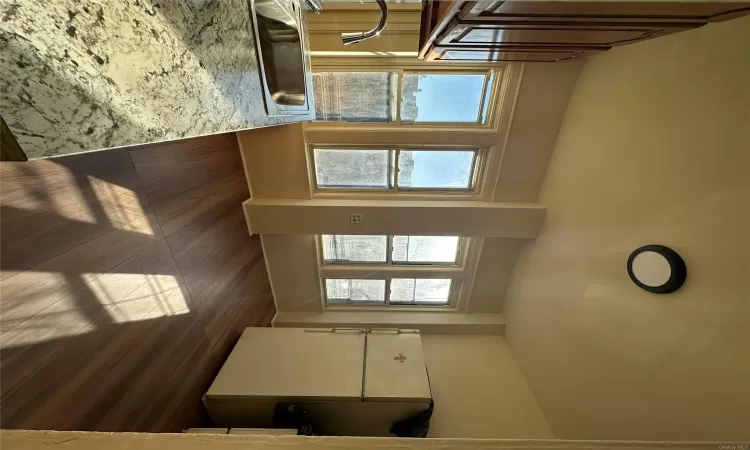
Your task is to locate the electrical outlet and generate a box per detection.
[350,213,364,224]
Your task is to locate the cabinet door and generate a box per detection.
[460,1,750,23]
[206,328,365,400]
[428,45,599,62]
[437,20,690,47]
[364,331,431,402]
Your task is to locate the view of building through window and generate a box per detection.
[313,148,477,191]
[312,71,492,123]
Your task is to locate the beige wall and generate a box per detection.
[237,124,309,200]
[260,234,322,313]
[422,335,552,438]
[467,238,525,313]
[491,61,582,202]
[505,17,750,441]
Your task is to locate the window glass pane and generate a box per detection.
[325,279,386,304]
[313,72,394,122]
[322,235,387,263]
[401,74,485,123]
[398,150,474,189]
[390,279,452,304]
[392,236,460,264]
[481,72,495,124]
[315,149,390,189]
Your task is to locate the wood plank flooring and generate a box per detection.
[0,133,274,432]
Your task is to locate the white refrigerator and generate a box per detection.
[203,327,432,436]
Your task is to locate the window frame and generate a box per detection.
[312,68,498,127]
[309,145,486,196]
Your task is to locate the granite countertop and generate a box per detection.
[0,0,315,159]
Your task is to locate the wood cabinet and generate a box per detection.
[435,21,691,47]
[427,46,599,62]
[203,328,433,437]
[419,1,750,63]
[458,1,750,23]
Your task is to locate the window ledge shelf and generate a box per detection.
[271,311,506,335]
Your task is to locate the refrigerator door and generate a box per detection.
[364,330,432,402]
[206,327,365,400]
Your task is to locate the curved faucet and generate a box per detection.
[341,0,388,45]
[303,0,323,14]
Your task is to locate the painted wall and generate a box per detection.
[422,335,552,438]
[260,234,322,313]
[468,238,525,313]
[238,123,310,200]
[504,17,750,441]
[491,61,581,202]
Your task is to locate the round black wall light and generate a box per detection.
[627,245,687,294]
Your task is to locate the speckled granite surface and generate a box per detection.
[0,0,314,159]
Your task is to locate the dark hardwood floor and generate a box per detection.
[0,133,274,432]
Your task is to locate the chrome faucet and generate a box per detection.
[341,0,388,45]
[303,0,323,14]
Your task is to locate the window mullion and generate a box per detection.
[396,70,403,125]
[385,279,391,305]
[467,150,479,190]
[476,72,490,124]
[386,235,393,266]
[393,149,401,192]
[388,150,396,190]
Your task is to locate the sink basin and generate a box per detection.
[250,0,310,115]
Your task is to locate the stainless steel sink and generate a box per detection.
[250,0,310,116]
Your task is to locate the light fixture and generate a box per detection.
[627,245,687,294]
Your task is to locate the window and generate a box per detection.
[390,279,452,304]
[312,72,395,122]
[321,235,387,263]
[314,149,390,189]
[313,71,494,125]
[313,148,480,192]
[320,235,463,307]
[400,74,486,123]
[392,236,460,264]
[324,278,453,306]
[321,235,461,266]
[326,279,387,304]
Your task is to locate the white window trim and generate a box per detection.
[308,145,487,199]
[315,236,483,312]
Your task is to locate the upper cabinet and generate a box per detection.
[458,1,750,23]
[419,1,750,62]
